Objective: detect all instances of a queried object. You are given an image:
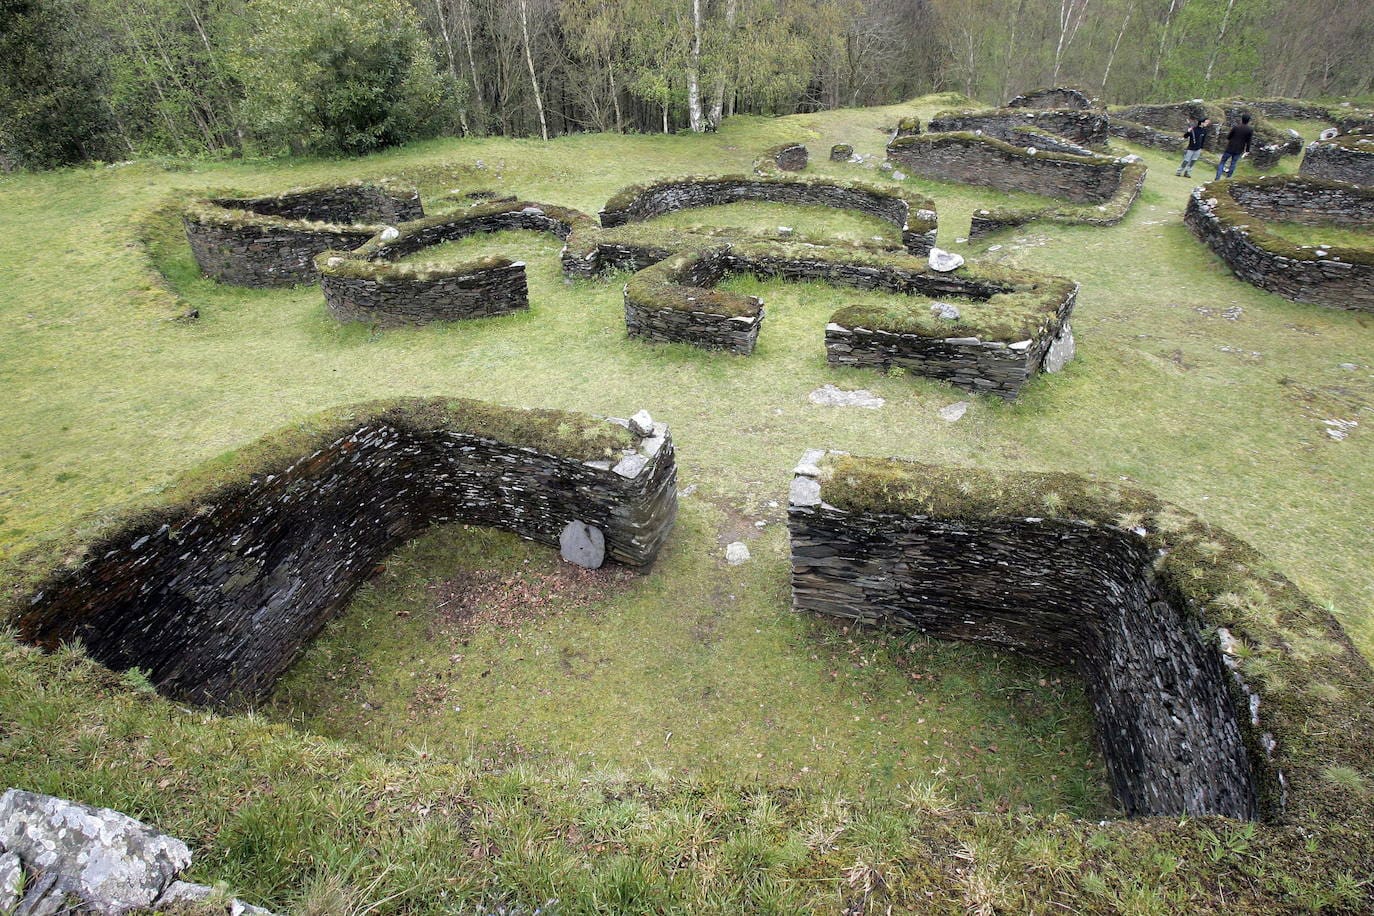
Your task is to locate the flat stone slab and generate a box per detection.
[808,385,885,409]
[0,788,191,914]
[725,542,751,565]
[938,401,970,422]
[559,520,606,569]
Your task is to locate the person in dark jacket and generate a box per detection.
[1177,116,1210,177]
[1215,114,1254,180]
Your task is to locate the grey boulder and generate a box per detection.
[560,520,606,569]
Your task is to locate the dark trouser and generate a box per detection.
[1215,151,1242,180]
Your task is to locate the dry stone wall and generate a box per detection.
[886,134,1127,204]
[788,456,1262,819]
[597,176,937,256]
[11,401,677,706]
[1007,87,1097,110]
[1299,136,1374,185]
[184,184,423,288]
[1184,179,1374,312]
[317,201,591,326]
[928,108,1109,148]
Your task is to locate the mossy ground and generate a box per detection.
[2,95,1373,912]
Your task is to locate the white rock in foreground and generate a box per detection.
[725,542,751,565]
[0,788,191,915]
[927,247,964,272]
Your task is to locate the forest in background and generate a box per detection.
[2,0,1371,168]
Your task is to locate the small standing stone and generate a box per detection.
[725,542,751,565]
[559,521,606,569]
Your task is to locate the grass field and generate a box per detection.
[2,95,1371,913]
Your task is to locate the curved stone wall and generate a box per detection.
[928,107,1109,148]
[6,399,678,706]
[886,133,1131,204]
[597,175,938,256]
[1299,135,1374,185]
[317,201,594,326]
[1007,87,1097,110]
[184,183,423,288]
[787,454,1336,819]
[1184,178,1374,312]
[1110,102,1296,168]
[755,142,808,173]
[967,159,1147,238]
[623,241,1078,398]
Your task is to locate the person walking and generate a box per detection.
[1215,114,1254,180]
[1177,116,1209,177]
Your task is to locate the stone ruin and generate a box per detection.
[1184,176,1373,312]
[6,398,678,706]
[886,133,1146,236]
[927,106,1110,150]
[0,788,272,915]
[1007,86,1099,111]
[788,452,1373,820]
[622,241,1077,399]
[316,200,593,326]
[754,142,809,173]
[1108,101,1299,168]
[592,172,939,256]
[183,182,423,287]
[1299,133,1374,186]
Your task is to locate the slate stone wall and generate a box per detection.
[1184,185,1374,312]
[1299,138,1374,186]
[319,260,529,326]
[184,219,376,288]
[928,109,1109,148]
[788,466,1261,819]
[184,184,423,288]
[1229,98,1332,121]
[886,135,1126,204]
[825,294,1076,400]
[1107,118,1187,152]
[597,177,936,255]
[1225,179,1371,227]
[1007,87,1097,110]
[625,301,763,354]
[14,418,677,706]
[830,144,855,161]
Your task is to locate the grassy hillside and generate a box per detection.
[1,95,1371,913]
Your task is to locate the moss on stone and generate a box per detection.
[810,452,1374,827]
[1204,175,1374,268]
[0,398,636,603]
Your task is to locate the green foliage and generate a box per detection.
[229,0,458,156]
[0,0,120,168]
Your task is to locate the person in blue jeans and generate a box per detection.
[1215,115,1254,180]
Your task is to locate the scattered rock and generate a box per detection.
[929,301,961,320]
[938,401,969,422]
[725,542,751,565]
[987,244,1002,251]
[808,385,885,409]
[559,521,606,569]
[379,226,400,242]
[927,247,964,272]
[892,170,907,180]
[628,409,655,437]
[777,226,795,237]
[0,789,191,915]
[1320,127,1339,141]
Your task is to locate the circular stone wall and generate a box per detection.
[596,175,938,256]
[1184,176,1374,312]
[183,182,423,288]
[1299,134,1374,186]
[317,200,594,326]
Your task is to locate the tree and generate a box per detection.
[0,0,121,168]
[230,0,458,155]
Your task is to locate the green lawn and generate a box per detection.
[1,96,1371,913]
